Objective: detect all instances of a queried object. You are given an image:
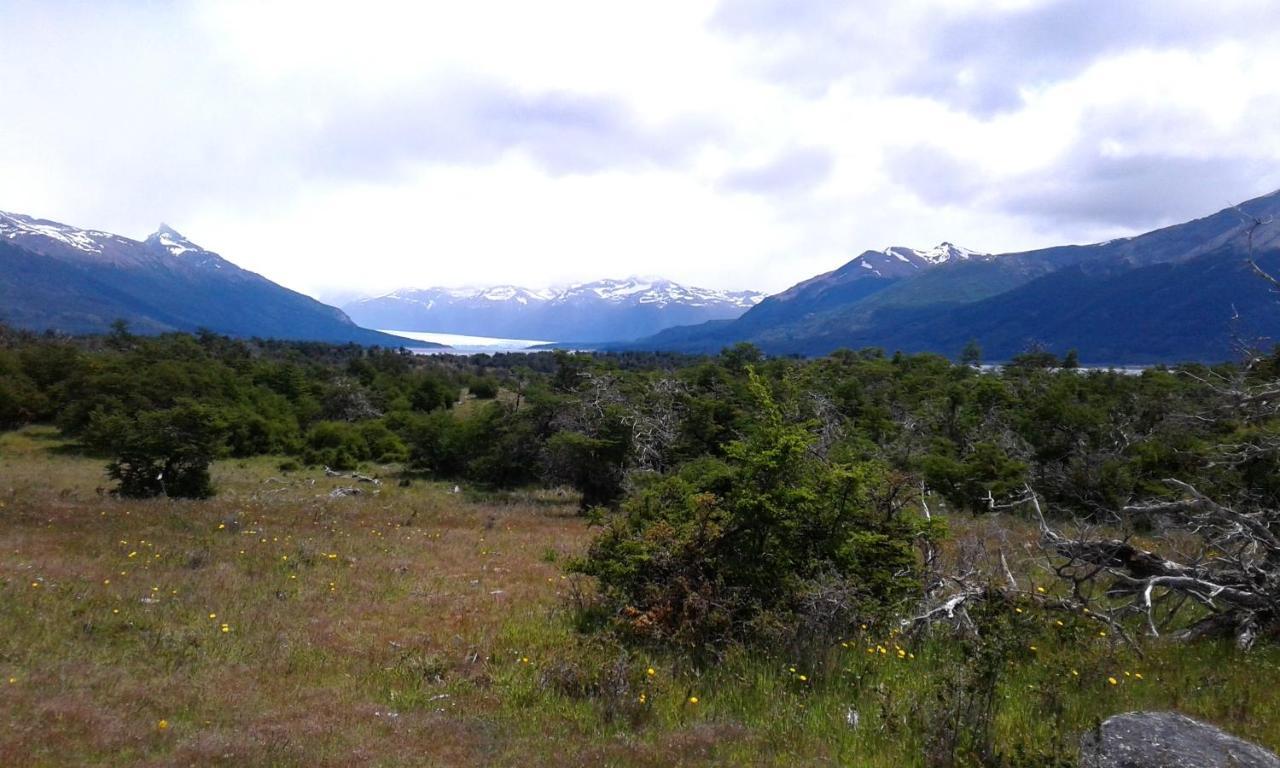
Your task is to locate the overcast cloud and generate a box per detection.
[2,0,1279,299]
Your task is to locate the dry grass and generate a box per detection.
[3,426,1280,766]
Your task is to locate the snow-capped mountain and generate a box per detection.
[0,210,429,346]
[842,242,986,279]
[665,241,986,342]
[637,189,1280,362]
[344,277,766,342]
[2,211,148,265]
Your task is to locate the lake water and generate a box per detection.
[381,329,556,354]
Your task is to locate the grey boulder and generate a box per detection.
[1080,711,1279,768]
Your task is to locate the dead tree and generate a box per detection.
[1017,483,1277,650]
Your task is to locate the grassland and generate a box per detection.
[2,426,1279,766]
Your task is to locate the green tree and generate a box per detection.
[106,402,224,498]
[571,370,930,657]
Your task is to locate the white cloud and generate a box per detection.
[1,0,1279,300]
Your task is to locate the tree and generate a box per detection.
[106,402,223,498]
[410,374,458,412]
[106,319,134,351]
[960,339,983,367]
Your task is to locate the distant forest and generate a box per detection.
[3,322,1275,514]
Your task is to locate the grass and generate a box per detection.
[2,425,1279,766]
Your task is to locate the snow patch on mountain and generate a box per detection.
[371,278,765,310]
[150,224,201,257]
[0,211,114,253]
[848,242,986,277]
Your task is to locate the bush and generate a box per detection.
[918,441,1028,513]
[106,402,224,498]
[302,420,368,469]
[545,419,630,510]
[410,374,459,412]
[0,373,48,429]
[571,371,931,658]
[403,410,469,476]
[468,378,500,400]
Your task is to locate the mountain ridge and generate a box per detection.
[344,277,766,342]
[0,211,433,347]
[627,192,1280,363]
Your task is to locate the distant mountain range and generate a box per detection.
[0,212,432,347]
[628,191,1280,364]
[343,279,766,342]
[8,188,1280,363]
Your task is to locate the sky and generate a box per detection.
[3,0,1280,301]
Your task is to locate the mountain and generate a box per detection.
[633,191,1280,363]
[720,242,986,338]
[0,211,433,347]
[343,278,766,342]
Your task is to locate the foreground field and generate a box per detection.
[3,427,1279,767]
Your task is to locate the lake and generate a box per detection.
[381,329,556,354]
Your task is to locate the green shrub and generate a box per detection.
[469,378,500,400]
[410,374,459,412]
[302,420,368,469]
[571,371,932,658]
[918,441,1028,512]
[105,401,224,499]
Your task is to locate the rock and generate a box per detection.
[1080,711,1280,768]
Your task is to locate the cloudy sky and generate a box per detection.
[3,0,1280,300]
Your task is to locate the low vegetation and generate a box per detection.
[3,324,1280,765]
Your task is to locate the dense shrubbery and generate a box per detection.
[572,372,934,657]
[0,322,1268,514]
[5,322,1280,648]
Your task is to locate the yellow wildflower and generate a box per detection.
[157,719,169,731]
[646,667,656,677]
[688,696,699,704]
[1107,676,1118,685]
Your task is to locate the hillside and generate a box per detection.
[0,212,433,347]
[633,191,1280,362]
